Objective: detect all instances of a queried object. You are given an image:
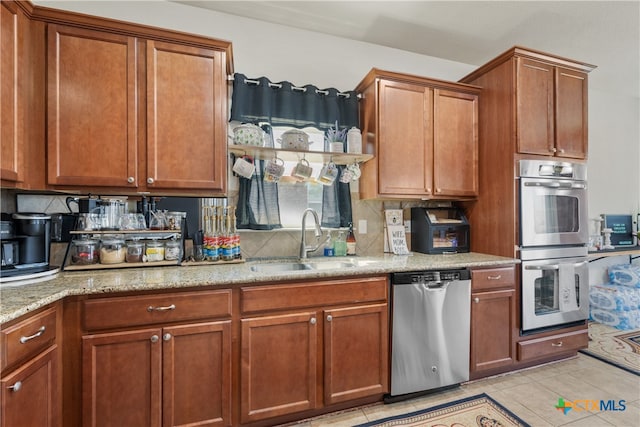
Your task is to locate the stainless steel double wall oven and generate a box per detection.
[518,160,589,332]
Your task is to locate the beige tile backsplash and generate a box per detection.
[2,189,429,262]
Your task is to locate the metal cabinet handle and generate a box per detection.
[487,275,502,280]
[551,341,563,347]
[147,304,176,312]
[551,147,557,153]
[309,317,317,325]
[8,381,22,392]
[163,333,172,342]
[147,177,154,184]
[20,326,45,344]
[127,176,135,184]
[559,148,565,154]
[326,315,333,322]
[150,335,159,343]
[474,297,480,304]
[426,188,432,194]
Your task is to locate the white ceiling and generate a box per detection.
[176,1,639,98]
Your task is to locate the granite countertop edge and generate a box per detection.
[0,252,519,324]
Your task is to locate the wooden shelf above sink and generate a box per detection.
[228,144,373,165]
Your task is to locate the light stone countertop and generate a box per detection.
[0,252,518,324]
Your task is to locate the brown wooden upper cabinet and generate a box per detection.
[461,47,595,160]
[1,1,45,190]
[356,69,480,200]
[46,18,231,195]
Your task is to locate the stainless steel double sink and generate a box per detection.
[249,259,377,273]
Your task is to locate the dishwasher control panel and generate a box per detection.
[392,269,470,284]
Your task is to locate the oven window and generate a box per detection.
[533,195,579,234]
[534,271,580,315]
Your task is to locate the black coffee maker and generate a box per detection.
[1,213,51,277]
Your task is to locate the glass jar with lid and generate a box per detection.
[164,240,182,261]
[100,238,126,264]
[70,238,100,265]
[125,241,145,263]
[145,240,165,262]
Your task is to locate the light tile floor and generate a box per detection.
[286,354,640,427]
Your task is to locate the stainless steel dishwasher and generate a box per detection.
[389,269,471,398]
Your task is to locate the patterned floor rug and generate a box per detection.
[354,393,529,427]
[579,321,640,376]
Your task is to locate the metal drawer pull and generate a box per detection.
[163,333,172,342]
[19,326,46,344]
[551,341,563,347]
[326,315,333,322]
[147,304,176,312]
[309,317,316,325]
[474,297,480,304]
[8,381,22,392]
[150,335,159,343]
[487,275,502,280]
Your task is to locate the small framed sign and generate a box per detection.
[603,214,634,247]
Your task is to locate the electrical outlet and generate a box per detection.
[358,219,367,234]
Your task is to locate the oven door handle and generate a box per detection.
[523,181,579,189]
[524,264,560,270]
[525,260,588,271]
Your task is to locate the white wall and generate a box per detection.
[36,0,640,224]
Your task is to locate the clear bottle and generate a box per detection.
[210,207,221,261]
[346,222,356,256]
[334,231,347,257]
[221,206,234,261]
[324,231,335,257]
[229,206,241,259]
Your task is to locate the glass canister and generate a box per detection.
[145,240,165,262]
[164,240,182,261]
[100,238,126,264]
[70,238,100,265]
[125,241,145,263]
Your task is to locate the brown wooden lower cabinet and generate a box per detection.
[82,321,232,427]
[240,277,389,424]
[1,345,59,427]
[470,266,517,378]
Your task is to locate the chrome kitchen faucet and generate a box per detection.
[299,208,329,259]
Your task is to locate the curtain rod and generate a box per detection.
[227,75,361,99]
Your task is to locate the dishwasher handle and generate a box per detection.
[424,281,449,290]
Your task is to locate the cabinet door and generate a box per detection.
[240,312,317,424]
[377,79,433,196]
[1,346,58,427]
[47,24,138,188]
[555,67,588,159]
[163,321,232,427]
[146,41,226,192]
[433,89,478,197]
[323,304,388,405]
[0,2,20,183]
[470,289,516,374]
[82,328,162,427]
[516,58,555,156]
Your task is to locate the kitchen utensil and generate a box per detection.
[232,123,265,146]
[278,129,311,150]
[263,157,285,183]
[291,159,313,181]
[232,155,256,179]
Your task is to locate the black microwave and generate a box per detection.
[410,207,470,254]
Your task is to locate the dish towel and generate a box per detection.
[558,264,579,311]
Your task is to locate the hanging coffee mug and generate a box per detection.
[340,163,361,183]
[232,155,255,179]
[291,158,313,181]
[264,156,285,183]
[318,161,338,186]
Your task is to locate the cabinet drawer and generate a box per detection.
[1,307,57,371]
[518,329,588,361]
[471,266,516,291]
[241,276,388,314]
[84,289,232,331]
